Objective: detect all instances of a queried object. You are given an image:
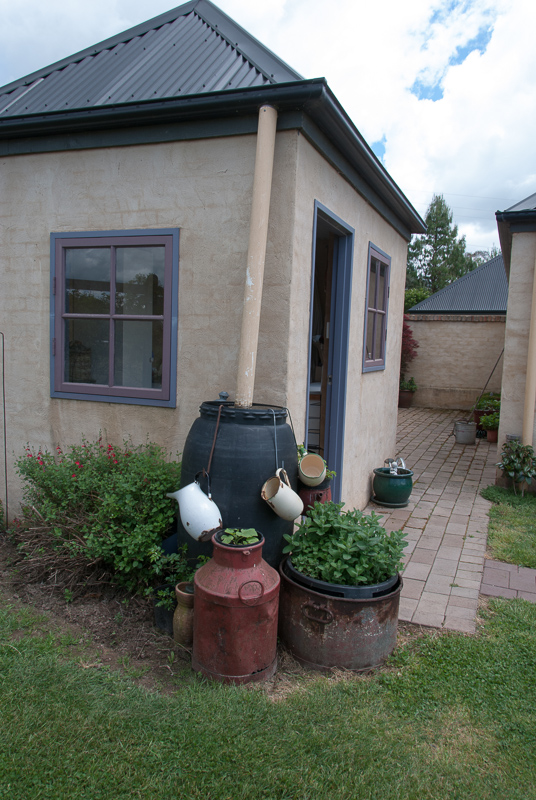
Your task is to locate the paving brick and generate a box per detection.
[447,595,479,610]
[481,568,510,587]
[412,610,445,628]
[518,592,536,603]
[450,586,480,599]
[443,617,476,633]
[401,578,425,600]
[480,584,517,598]
[411,548,437,565]
[418,592,449,612]
[444,604,475,620]
[403,562,432,580]
[509,575,536,592]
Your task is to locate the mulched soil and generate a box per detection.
[0,531,442,698]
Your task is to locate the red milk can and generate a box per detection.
[192,532,280,684]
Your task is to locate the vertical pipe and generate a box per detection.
[235,105,278,408]
[522,251,536,445]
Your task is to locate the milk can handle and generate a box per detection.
[238,580,265,606]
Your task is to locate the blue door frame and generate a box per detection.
[306,201,354,502]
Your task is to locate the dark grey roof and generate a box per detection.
[408,255,508,314]
[504,192,536,213]
[0,0,302,116]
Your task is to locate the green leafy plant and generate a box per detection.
[399,377,417,392]
[475,392,501,412]
[283,501,407,586]
[13,437,182,592]
[480,412,500,431]
[497,440,536,496]
[220,528,260,546]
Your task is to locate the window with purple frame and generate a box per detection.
[51,229,179,406]
[363,244,390,372]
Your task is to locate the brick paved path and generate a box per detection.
[365,407,498,633]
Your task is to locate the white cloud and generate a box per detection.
[1,0,534,252]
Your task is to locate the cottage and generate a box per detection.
[0,0,424,517]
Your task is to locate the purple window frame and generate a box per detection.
[362,243,391,373]
[50,229,179,407]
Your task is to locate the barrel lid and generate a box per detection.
[199,401,288,423]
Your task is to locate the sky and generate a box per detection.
[1,0,535,253]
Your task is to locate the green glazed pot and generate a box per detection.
[372,467,413,507]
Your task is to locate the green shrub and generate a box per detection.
[480,411,500,431]
[497,440,536,497]
[14,438,184,592]
[283,501,406,586]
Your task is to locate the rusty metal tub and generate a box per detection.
[278,559,402,672]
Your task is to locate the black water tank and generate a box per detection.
[177,402,298,568]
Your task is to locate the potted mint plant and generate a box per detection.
[480,411,499,443]
[279,501,406,672]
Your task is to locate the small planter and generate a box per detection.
[173,581,195,646]
[152,583,176,636]
[486,429,498,443]
[398,389,415,408]
[372,467,413,507]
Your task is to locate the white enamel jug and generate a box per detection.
[261,468,304,521]
[298,453,327,487]
[167,472,222,542]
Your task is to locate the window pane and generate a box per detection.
[114,320,163,389]
[374,314,384,360]
[65,248,110,314]
[115,247,165,316]
[378,264,387,311]
[366,310,375,360]
[65,319,109,384]
[368,259,378,308]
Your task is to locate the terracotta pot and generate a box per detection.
[173,581,195,646]
[485,429,498,443]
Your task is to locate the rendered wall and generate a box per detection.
[0,127,409,517]
[0,132,299,516]
[286,133,409,510]
[406,314,505,409]
[498,232,536,450]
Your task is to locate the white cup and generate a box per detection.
[261,468,304,521]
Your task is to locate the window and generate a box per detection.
[51,229,178,406]
[363,243,390,372]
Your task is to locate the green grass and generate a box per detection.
[2,598,536,799]
[481,485,536,567]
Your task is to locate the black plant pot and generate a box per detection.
[285,558,399,599]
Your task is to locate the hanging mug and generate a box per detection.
[167,472,222,542]
[298,453,327,487]
[261,468,304,521]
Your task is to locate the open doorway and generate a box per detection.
[306,202,354,502]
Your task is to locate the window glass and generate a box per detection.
[115,246,165,316]
[64,318,109,384]
[114,320,163,389]
[65,248,110,314]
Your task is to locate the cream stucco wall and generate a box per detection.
[1,127,408,517]
[406,314,505,409]
[498,231,536,449]
[286,134,409,509]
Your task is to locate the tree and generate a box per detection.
[467,245,501,267]
[406,194,475,294]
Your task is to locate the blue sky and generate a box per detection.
[1,0,534,253]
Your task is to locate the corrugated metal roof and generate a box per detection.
[408,254,508,314]
[0,0,303,117]
[504,192,536,213]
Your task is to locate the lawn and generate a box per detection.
[481,485,536,567]
[2,596,536,800]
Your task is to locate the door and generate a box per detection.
[306,202,354,502]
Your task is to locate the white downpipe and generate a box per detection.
[235,105,278,409]
[522,250,536,446]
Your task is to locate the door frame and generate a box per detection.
[306,201,354,502]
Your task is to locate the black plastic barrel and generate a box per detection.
[177,402,298,568]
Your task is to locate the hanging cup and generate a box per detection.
[261,468,304,521]
[167,472,222,542]
[298,453,327,487]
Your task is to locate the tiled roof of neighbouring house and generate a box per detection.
[0,0,302,116]
[408,254,508,314]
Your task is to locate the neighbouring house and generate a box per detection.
[406,255,508,409]
[496,193,536,452]
[0,0,425,517]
